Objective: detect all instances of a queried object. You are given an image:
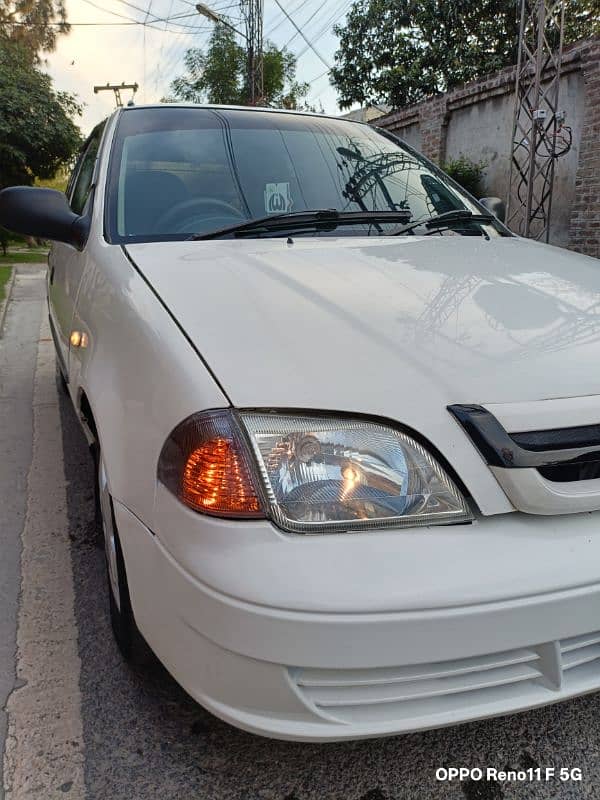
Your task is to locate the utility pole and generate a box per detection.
[93,82,139,108]
[241,0,264,104]
[197,2,263,105]
[506,0,566,242]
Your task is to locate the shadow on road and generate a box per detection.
[57,381,600,800]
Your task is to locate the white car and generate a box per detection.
[2,105,600,742]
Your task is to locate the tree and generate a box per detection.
[166,24,311,109]
[0,38,82,189]
[0,0,69,57]
[331,0,600,109]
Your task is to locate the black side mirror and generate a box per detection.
[0,187,90,250]
[478,196,506,223]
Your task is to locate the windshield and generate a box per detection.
[106,107,500,243]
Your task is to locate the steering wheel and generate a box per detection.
[155,197,246,234]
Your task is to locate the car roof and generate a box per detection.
[117,103,367,126]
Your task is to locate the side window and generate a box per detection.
[69,127,103,215]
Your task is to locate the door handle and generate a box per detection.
[49,263,56,285]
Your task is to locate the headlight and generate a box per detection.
[240,413,472,533]
[159,409,472,533]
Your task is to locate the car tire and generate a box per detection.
[95,445,147,665]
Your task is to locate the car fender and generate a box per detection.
[69,236,228,533]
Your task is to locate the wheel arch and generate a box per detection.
[78,388,98,445]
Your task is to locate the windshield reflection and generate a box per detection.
[107,107,491,244]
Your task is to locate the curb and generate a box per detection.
[0,267,17,338]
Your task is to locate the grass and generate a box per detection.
[0,266,12,303]
[0,251,48,264]
[36,172,69,194]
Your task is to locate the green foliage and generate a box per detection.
[262,43,311,109]
[331,0,600,109]
[165,24,311,109]
[0,0,70,57]
[0,250,49,262]
[0,38,82,189]
[35,169,69,193]
[0,265,11,299]
[0,227,9,256]
[442,156,487,196]
[169,24,243,104]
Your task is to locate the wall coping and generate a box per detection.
[375,35,599,130]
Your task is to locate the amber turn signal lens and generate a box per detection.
[158,410,265,518]
[182,437,261,515]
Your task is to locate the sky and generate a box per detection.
[45,0,356,134]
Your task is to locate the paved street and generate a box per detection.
[3,266,600,800]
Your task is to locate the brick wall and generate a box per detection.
[374,59,518,162]
[375,37,600,258]
[568,39,600,259]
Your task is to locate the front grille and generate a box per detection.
[511,426,600,482]
[561,631,600,671]
[448,405,600,485]
[537,456,600,482]
[291,630,600,725]
[511,424,600,452]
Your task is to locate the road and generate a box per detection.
[2,265,600,800]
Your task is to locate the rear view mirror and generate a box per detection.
[0,187,90,250]
[479,196,506,223]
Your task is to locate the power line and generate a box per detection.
[114,0,161,19]
[158,12,209,72]
[155,0,176,92]
[281,0,321,48]
[85,0,201,29]
[143,16,147,99]
[4,19,202,26]
[293,0,352,60]
[80,0,140,22]
[147,6,211,92]
[3,17,195,28]
[287,0,348,47]
[307,66,330,82]
[78,0,200,29]
[112,0,211,29]
[271,0,331,68]
[264,0,310,37]
[140,0,152,100]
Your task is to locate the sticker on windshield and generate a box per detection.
[264,182,292,214]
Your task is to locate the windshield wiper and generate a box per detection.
[190,209,412,240]
[392,209,496,236]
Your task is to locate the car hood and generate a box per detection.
[126,235,600,412]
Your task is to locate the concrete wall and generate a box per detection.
[444,93,513,203]
[442,71,585,247]
[397,120,421,151]
[376,37,599,258]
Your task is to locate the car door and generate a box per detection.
[48,123,104,378]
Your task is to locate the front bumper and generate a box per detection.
[114,499,600,741]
